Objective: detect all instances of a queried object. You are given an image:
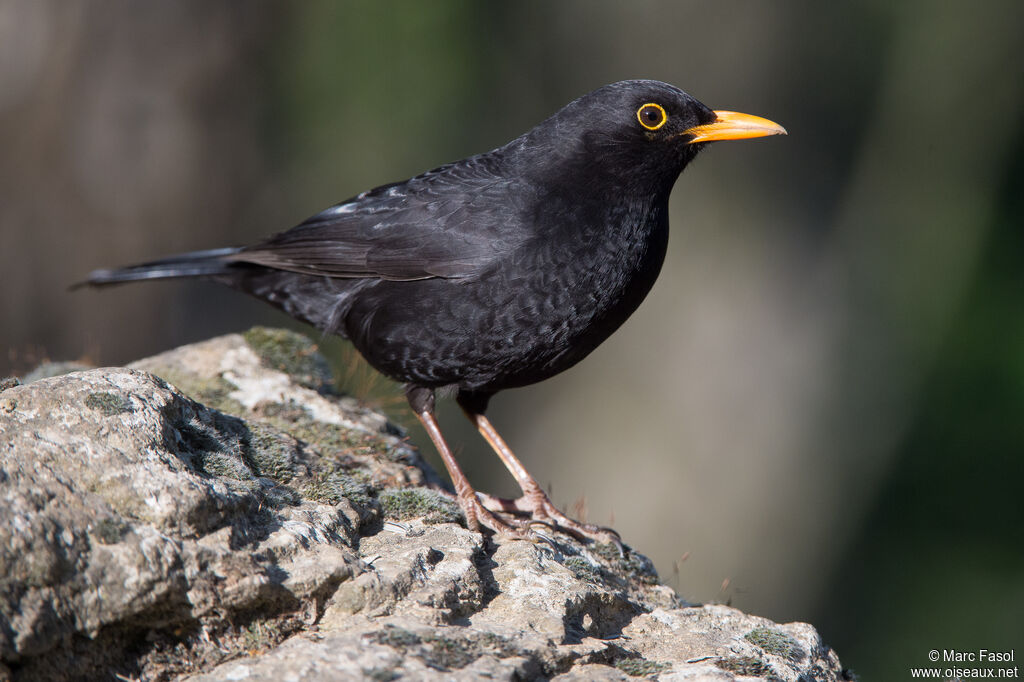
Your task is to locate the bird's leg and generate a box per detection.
[406,386,529,539]
[457,398,621,546]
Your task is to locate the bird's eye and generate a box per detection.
[637,103,668,131]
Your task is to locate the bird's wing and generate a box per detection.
[229,156,526,281]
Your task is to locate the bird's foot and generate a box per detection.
[457,492,540,541]
[477,491,622,550]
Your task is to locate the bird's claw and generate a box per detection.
[474,491,622,549]
[458,493,536,541]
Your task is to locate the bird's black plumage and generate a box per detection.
[82,80,784,540]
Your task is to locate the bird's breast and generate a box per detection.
[466,198,670,386]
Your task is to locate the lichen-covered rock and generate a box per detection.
[0,329,848,681]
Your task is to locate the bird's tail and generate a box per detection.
[72,247,243,289]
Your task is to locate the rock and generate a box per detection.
[0,328,848,681]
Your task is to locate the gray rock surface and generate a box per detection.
[0,329,848,681]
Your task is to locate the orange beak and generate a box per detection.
[682,110,787,144]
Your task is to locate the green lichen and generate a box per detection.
[371,626,422,649]
[292,422,399,463]
[151,369,246,417]
[304,471,375,509]
[592,542,623,563]
[244,422,301,483]
[420,633,479,670]
[368,627,516,672]
[615,659,672,677]
[564,556,602,584]
[170,409,255,482]
[292,421,386,458]
[592,542,660,585]
[85,391,134,416]
[199,451,254,481]
[91,517,129,545]
[242,326,332,389]
[745,626,803,661]
[257,400,404,464]
[261,483,302,508]
[379,487,463,525]
[715,655,775,678]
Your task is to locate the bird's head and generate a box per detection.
[521,80,785,198]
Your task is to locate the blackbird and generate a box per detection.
[80,80,785,542]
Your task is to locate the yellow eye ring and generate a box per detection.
[637,103,668,130]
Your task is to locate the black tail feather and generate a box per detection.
[72,247,243,289]
[75,245,369,334]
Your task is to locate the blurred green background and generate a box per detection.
[2,1,1022,677]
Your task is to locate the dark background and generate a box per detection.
[2,2,1022,677]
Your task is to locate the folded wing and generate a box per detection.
[230,155,526,281]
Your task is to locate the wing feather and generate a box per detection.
[229,155,526,281]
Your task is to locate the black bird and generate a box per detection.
[81,80,785,542]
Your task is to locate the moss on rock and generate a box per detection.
[419,633,480,670]
[715,655,776,678]
[370,627,517,672]
[91,517,130,545]
[370,626,422,649]
[745,626,803,661]
[615,658,672,677]
[85,391,134,416]
[304,471,376,509]
[199,451,254,481]
[379,487,463,525]
[244,422,302,483]
[242,327,332,389]
[256,400,405,468]
[564,556,602,584]
[592,542,660,585]
[150,369,247,417]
